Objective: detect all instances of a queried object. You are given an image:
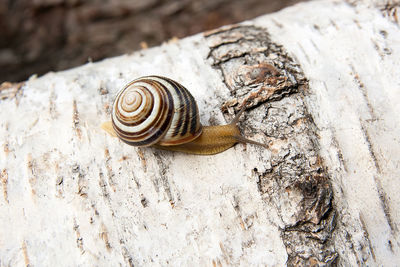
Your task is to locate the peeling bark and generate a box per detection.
[1,0,400,266]
[205,25,336,265]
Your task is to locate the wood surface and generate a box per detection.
[1,0,399,266]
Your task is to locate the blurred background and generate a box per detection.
[0,0,307,83]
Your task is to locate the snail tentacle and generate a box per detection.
[229,102,269,149]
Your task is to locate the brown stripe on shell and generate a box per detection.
[117,78,173,146]
[114,87,154,127]
[114,103,172,147]
[181,83,192,137]
[112,77,174,146]
[172,76,201,139]
[168,79,187,137]
[112,76,202,147]
[157,77,202,146]
[167,78,200,138]
[189,95,201,135]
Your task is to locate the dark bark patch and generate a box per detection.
[205,25,337,265]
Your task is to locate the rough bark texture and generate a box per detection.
[205,25,336,265]
[1,0,400,266]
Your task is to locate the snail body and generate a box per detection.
[102,76,266,155]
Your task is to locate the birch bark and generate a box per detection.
[1,0,399,266]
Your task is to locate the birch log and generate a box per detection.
[1,0,400,266]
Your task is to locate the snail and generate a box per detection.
[101,76,267,155]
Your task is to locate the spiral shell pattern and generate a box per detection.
[112,76,202,146]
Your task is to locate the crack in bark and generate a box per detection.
[205,25,337,266]
[1,169,8,204]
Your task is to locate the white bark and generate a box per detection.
[1,0,400,266]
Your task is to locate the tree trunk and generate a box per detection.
[1,0,399,266]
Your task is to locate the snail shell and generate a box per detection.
[112,76,202,147]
